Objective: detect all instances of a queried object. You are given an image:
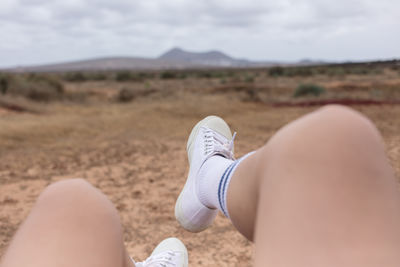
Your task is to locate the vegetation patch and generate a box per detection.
[268,66,285,76]
[117,87,158,103]
[63,72,88,82]
[115,71,144,82]
[293,83,326,97]
[160,71,177,79]
[0,73,64,102]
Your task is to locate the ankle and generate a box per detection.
[197,152,256,217]
[196,155,233,209]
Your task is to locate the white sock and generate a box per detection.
[196,151,255,218]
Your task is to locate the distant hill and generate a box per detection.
[10,56,191,72]
[158,47,253,67]
[4,47,312,72]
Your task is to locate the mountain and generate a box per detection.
[6,48,278,72]
[298,59,328,65]
[158,47,251,67]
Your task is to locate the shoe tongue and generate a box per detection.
[209,132,235,160]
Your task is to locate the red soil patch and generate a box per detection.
[272,99,400,107]
[0,99,39,114]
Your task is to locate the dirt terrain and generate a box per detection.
[0,67,400,266]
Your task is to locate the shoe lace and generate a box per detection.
[135,251,180,267]
[203,128,236,160]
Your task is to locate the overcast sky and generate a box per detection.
[0,0,399,67]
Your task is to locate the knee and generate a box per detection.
[34,179,122,232]
[316,104,375,129]
[40,178,94,199]
[276,104,383,145]
[260,105,383,161]
[312,104,380,142]
[37,179,109,211]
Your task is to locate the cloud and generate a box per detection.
[0,0,398,67]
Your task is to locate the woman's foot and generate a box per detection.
[175,116,235,232]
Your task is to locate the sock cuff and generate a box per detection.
[218,151,256,218]
[197,156,233,209]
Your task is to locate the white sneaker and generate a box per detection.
[134,237,188,267]
[175,116,235,232]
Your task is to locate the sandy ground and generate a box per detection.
[0,93,399,266]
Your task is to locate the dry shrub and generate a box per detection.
[268,66,285,76]
[63,72,87,82]
[115,71,144,82]
[63,91,90,103]
[0,73,64,102]
[0,74,9,94]
[160,71,177,79]
[293,84,326,97]
[335,83,370,91]
[117,87,158,102]
[118,88,135,102]
[210,84,271,102]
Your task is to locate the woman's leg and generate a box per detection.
[0,179,134,267]
[227,105,400,266]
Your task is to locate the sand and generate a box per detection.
[0,93,399,266]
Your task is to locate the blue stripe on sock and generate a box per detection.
[218,162,235,215]
[221,160,239,217]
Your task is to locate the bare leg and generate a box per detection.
[0,179,134,267]
[227,105,400,266]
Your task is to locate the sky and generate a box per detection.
[0,0,399,67]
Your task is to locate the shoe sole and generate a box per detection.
[175,116,231,232]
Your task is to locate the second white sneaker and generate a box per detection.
[134,237,188,267]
